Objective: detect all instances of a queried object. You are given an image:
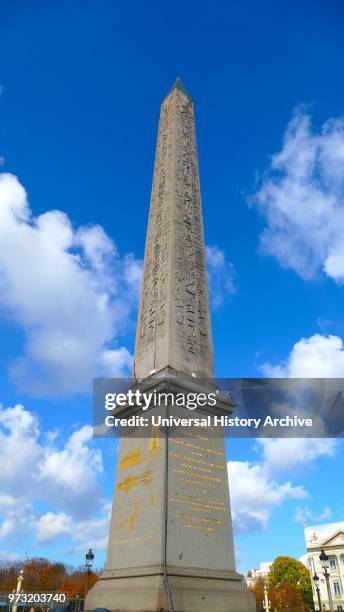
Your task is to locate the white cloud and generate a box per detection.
[0,402,112,553]
[253,109,344,283]
[295,505,332,525]
[0,403,105,538]
[258,335,341,489]
[228,460,306,533]
[33,504,111,550]
[100,346,133,378]
[228,434,338,534]
[39,425,103,514]
[206,245,236,308]
[257,437,337,474]
[0,172,141,396]
[0,493,34,542]
[35,512,72,544]
[262,333,344,378]
[260,438,337,477]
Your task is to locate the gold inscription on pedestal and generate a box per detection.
[174,468,221,483]
[113,499,141,533]
[119,430,161,472]
[117,469,153,493]
[113,534,155,546]
[169,491,227,512]
[148,426,161,454]
[120,448,142,470]
[169,438,224,457]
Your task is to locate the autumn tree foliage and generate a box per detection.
[24,559,66,592]
[250,579,306,611]
[268,556,314,609]
[249,575,265,609]
[249,556,314,610]
[0,558,99,597]
[269,581,305,610]
[0,561,22,593]
[60,570,98,597]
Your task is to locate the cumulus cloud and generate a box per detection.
[254,333,341,521]
[257,437,337,474]
[0,403,104,541]
[262,333,344,378]
[36,508,110,553]
[0,494,34,541]
[252,109,344,283]
[0,402,112,554]
[33,505,111,550]
[0,173,141,396]
[228,435,337,534]
[38,425,103,514]
[228,460,306,532]
[35,512,73,544]
[206,245,236,308]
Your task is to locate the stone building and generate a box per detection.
[305,521,344,611]
[245,562,272,588]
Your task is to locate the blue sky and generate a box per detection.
[0,0,344,572]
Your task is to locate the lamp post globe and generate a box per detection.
[313,573,322,612]
[319,549,329,570]
[84,549,95,598]
[85,549,94,569]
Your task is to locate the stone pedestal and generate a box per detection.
[85,567,255,611]
[85,375,255,612]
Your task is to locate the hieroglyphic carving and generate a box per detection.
[173,93,212,371]
[134,84,214,378]
[135,100,172,363]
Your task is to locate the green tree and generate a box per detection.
[269,556,314,609]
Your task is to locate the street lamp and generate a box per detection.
[11,568,24,612]
[319,549,334,612]
[262,584,270,611]
[85,549,94,597]
[313,572,322,612]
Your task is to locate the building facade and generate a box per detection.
[245,562,272,588]
[305,521,344,611]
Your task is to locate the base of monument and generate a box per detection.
[84,565,255,612]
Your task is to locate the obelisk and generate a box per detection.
[133,77,213,382]
[85,78,255,612]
